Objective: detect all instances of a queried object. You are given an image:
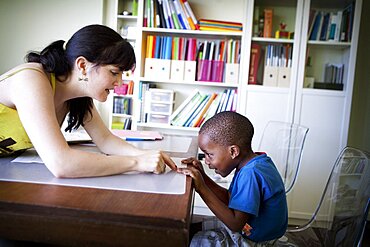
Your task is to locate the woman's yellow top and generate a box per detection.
[0,67,55,156]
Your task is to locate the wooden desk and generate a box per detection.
[0,135,197,247]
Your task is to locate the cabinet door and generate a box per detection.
[290,0,362,220]
[289,92,345,219]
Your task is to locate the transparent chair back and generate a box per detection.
[258,121,309,194]
[285,147,370,247]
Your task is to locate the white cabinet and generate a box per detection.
[289,0,362,219]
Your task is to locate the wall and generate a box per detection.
[0,0,369,144]
[348,0,370,152]
[0,0,104,74]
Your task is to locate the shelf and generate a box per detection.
[301,88,346,97]
[307,40,351,48]
[142,27,243,38]
[112,113,132,118]
[247,84,290,93]
[117,15,138,20]
[113,93,134,98]
[140,77,239,88]
[137,122,199,132]
[252,37,294,44]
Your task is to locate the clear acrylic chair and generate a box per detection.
[258,121,309,194]
[280,147,370,247]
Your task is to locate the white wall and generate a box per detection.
[0,0,104,74]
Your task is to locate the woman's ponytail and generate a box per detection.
[26,40,70,77]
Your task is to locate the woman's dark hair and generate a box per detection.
[26,24,136,132]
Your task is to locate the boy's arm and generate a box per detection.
[179,166,250,232]
[201,172,229,204]
[180,157,229,204]
[199,180,250,232]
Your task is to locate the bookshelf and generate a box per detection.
[103,0,363,219]
[104,0,143,130]
[136,0,246,134]
[289,0,362,220]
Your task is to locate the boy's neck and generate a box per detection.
[236,150,258,171]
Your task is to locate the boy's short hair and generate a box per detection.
[199,111,254,149]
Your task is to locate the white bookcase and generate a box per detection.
[103,0,362,219]
[288,0,362,220]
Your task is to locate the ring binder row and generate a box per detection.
[144,35,240,84]
[262,43,292,87]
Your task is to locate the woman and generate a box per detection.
[0,24,176,178]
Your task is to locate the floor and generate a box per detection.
[1,221,369,246]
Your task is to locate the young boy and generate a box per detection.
[178,111,287,246]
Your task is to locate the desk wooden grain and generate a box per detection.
[0,135,197,247]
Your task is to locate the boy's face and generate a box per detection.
[198,133,236,177]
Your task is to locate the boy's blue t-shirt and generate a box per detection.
[228,153,288,242]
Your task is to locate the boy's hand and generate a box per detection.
[177,166,205,192]
[180,157,205,175]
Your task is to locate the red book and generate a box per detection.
[248,43,262,85]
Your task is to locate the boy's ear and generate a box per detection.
[229,145,240,159]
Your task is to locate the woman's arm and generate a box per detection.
[12,71,169,178]
[82,105,144,156]
[83,105,177,170]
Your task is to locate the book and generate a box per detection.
[179,0,195,30]
[172,92,204,126]
[334,11,343,41]
[201,93,222,125]
[184,94,210,127]
[198,19,242,32]
[215,89,228,114]
[173,0,190,29]
[167,0,181,29]
[181,0,198,27]
[309,11,322,40]
[263,9,273,38]
[156,0,166,28]
[248,43,262,85]
[192,93,217,127]
[170,89,200,123]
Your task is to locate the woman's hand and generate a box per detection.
[135,150,177,174]
[160,151,177,171]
